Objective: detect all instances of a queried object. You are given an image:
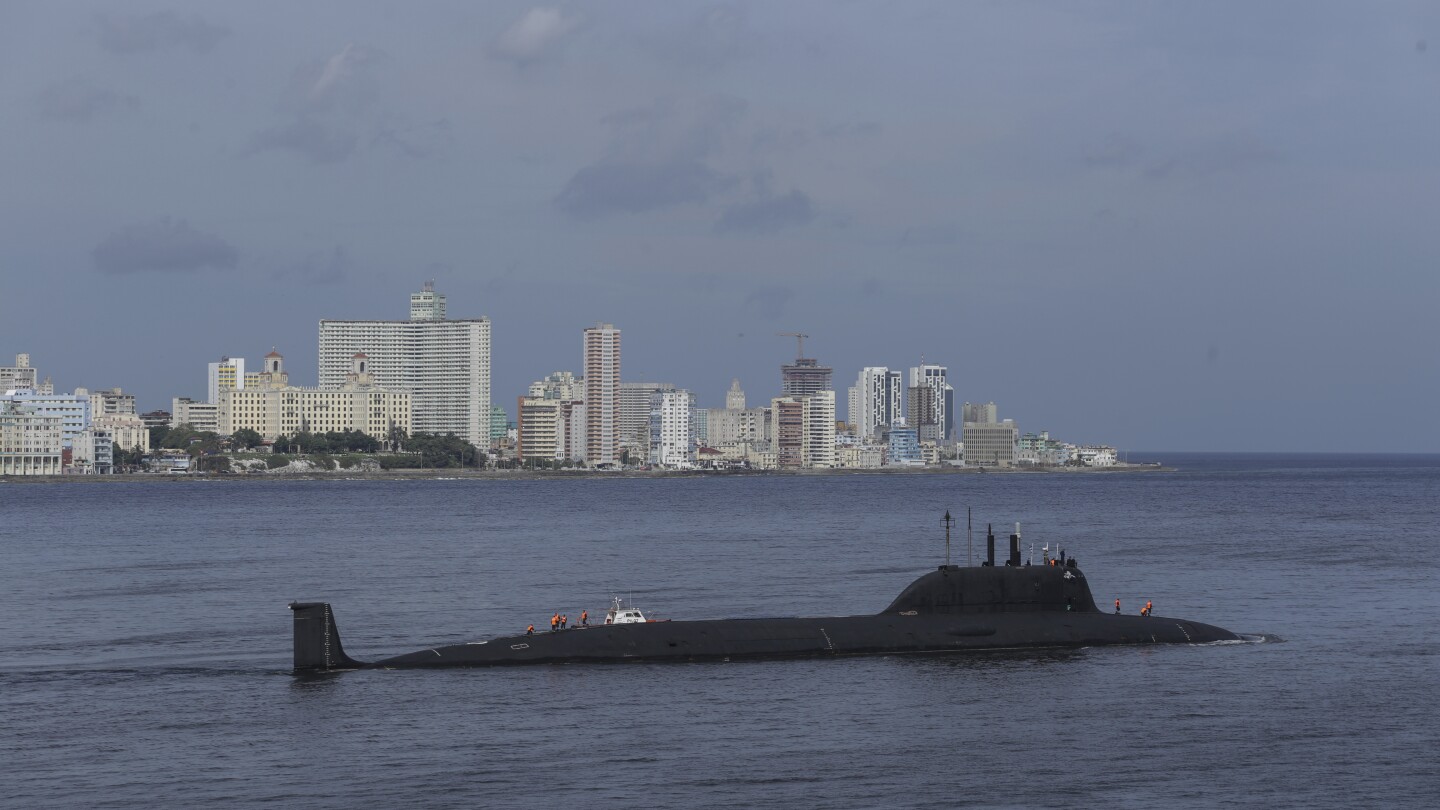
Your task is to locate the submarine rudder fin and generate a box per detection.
[289,601,364,672]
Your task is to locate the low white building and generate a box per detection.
[93,414,150,453]
[1074,445,1118,467]
[69,427,114,474]
[172,398,221,433]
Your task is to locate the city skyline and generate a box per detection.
[3,3,1439,452]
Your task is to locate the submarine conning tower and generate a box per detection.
[881,563,1100,615]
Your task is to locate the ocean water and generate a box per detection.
[2,454,1437,808]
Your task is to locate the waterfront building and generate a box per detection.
[836,444,884,469]
[619,381,672,458]
[221,353,411,442]
[649,389,695,468]
[319,284,491,446]
[782,357,833,399]
[848,367,903,441]
[909,365,954,443]
[583,323,620,467]
[565,402,587,462]
[963,419,1018,467]
[703,406,765,447]
[516,397,566,463]
[207,357,246,404]
[887,427,923,466]
[769,397,806,468]
[69,426,114,474]
[1073,445,1118,467]
[693,406,709,444]
[0,400,63,475]
[0,390,89,448]
[768,390,835,468]
[92,414,150,453]
[1017,431,1071,466]
[171,398,220,433]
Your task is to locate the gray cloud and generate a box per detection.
[281,43,385,117]
[557,160,732,216]
[1084,134,1145,169]
[492,7,582,65]
[1143,135,1281,179]
[558,95,746,217]
[36,78,138,122]
[645,4,755,69]
[93,219,238,274]
[742,285,794,319]
[245,118,358,164]
[273,246,350,285]
[372,117,453,159]
[97,10,230,54]
[717,189,815,234]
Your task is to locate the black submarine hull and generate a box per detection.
[290,560,1240,672]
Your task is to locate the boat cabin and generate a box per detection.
[604,596,647,624]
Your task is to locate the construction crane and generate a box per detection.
[776,332,809,360]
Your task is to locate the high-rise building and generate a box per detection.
[768,390,835,468]
[516,397,566,463]
[909,364,954,442]
[207,357,245,405]
[848,367,903,440]
[583,323,620,467]
[528,371,584,402]
[318,284,490,446]
[805,390,836,468]
[648,389,695,468]
[620,382,674,455]
[409,280,446,321]
[963,418,1018,467]
[781,357,832,398]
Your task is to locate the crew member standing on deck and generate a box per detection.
[526,624,535,635]
[1115,599,1121,614]
[561,614,568,629]
[551,613,559,632]
[581,609,588,626]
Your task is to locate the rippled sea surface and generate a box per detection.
[3,454,1438,809]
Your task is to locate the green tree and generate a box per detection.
[232,428,263,449]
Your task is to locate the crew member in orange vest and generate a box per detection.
[1145,600,1153,617]
[581,609,589,626]
[551,613,559,631]
[561,614,568,629]
[1114,599,1121,614]
[526,624,535,635]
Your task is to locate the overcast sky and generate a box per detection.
[2,1,1437,452]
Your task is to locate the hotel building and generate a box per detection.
[318,285,490,446]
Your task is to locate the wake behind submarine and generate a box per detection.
[290,522,1239,673]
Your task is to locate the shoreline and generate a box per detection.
[0,463,1173,484]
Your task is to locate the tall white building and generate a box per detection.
[516,397,566,463]
[207,357,246,405]
[909,364,954,443]
[768,390,835,468]
[848,367,903,440]
[620,381,674,455]
[318,285,490,446]
[805,390,836,468]
[649,389,695,468]
[583,323,620,467]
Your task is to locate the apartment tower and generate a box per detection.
[583,323,621,467]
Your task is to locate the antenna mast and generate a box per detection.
[967,507,973,567]
[943,511,952,568]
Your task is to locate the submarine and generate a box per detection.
[290,522,1239,673]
